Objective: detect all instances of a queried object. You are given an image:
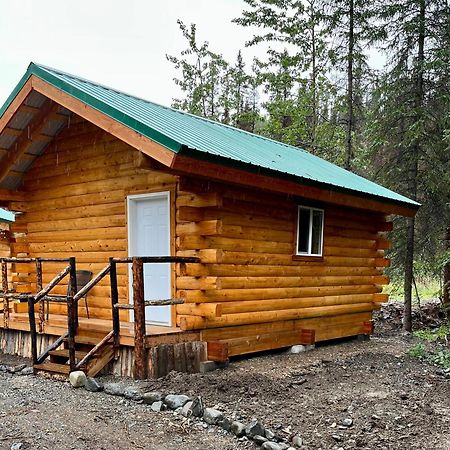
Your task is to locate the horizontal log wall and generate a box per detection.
[9,116,177,320]
[175,177,389,343]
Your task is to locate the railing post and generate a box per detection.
[132,257,147,379]
[2,260,9,329]
[109,258,120,359]
[28,295,38,364]
[67,257,77,371]
[36,258,44,333]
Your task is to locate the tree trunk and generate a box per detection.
[345,0,354,171]
[404,0,425,332]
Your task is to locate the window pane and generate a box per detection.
[311,210,323,255]
[297,208,310,253]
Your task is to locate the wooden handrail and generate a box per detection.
[115,298,184,309]
[73,264,111,302]
[0,257,71,263]
[75,330,114,370]
[36,331,69,364]
[34,265,71,303]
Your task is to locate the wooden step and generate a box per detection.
[63,335,102,345]
[49,349,89,359]
[34,362,71,375]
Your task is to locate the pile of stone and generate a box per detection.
[0,363,34,375]
[68,371,304,449]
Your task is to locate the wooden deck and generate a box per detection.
[0,312,200,348]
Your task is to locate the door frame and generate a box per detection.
[126,191,173,326]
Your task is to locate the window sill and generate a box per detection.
[292,255,325,263]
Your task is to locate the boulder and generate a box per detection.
[254,435,268,445]
[143,391,164,404]
[245,418,265,438]
[231,421,246,437]
[84,377,103,392]
[151,401,164,412]
[104,383,125,396]
[123,386,143,401]
[164,394,191,409]
[69,371,86,388]
[203,408,224,425]
[262,442,284,450]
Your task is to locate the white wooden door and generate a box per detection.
[127,192,171,326]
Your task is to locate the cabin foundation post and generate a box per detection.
[1,261,9,330]
[109,257,120,359]
[132,257,147,379]
[67,257,78,371]
[27,295,38,364]
[35,258,44,333]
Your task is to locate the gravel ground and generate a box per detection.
[1,331,449,450]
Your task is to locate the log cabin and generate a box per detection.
[0,63,419,378]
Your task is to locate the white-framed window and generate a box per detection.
[296,205,324,256]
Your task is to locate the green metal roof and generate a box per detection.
[0,63,419,209]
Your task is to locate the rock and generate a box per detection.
[190,396,204,417]
[245,418,265,438]
[288,345,315,354]
[277,444,290,450]
[20,366,34,376]
[292,435,303,447]
[84,377,103,392]
[199,360,229,373]
[203,407,224,425]
[10,443,23,450]
[254,435,268,445]
[219,416,231,432]
[181,401,194,417]
[265,429,276,440]
[123,386,143,401]
[143,391,164,404]
[10,364,27,373]
[151,401,164,412]
[69,371,87,388]
[262,442,283,450]
[287,448,296,450]
[0,364,7,372]
[104,383,125,396]
[342,418,353,427]
[231,421,246,437]
[164,394,191,409]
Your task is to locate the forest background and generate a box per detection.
[166,0,450,330]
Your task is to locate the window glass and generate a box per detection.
[296,206,324,256]
[311,209,323,255]
[297,207,310,253]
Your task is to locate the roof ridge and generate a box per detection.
[32,63,309,156]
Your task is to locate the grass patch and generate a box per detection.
[407,324,450,369]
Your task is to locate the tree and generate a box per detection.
[234,0,335,155]
[320,0,375,171]
[167,21,259,128]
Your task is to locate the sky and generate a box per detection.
[0,0,262,108]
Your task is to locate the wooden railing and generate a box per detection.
[0,255,199,377]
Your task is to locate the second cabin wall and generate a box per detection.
[174,177,390,331]
[9,117,178,320]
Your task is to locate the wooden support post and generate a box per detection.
[28,295,38,365]
[67,257,77,371]
[109,258,120,359]
[132,257,147,379]
[2,261,9,329]
[36,258,44,333]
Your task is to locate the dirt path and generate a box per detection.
[1,333,449,450]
